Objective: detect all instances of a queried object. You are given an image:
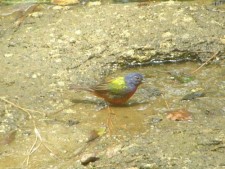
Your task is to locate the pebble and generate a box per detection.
[75,30,82,35]
[150,117,163,124]
[4,53,13,58]
[64,108,75,114]
[31,74,37,79]
[51,0,79,5]
[80,153,99,165]
[87,1,101,6]
[8,42,16,47]
[220,37,225,44]
[69,38,76,43]
[30,12,43,18]
[67,119,79,126]
[140,163,158,169]
[125,49,134,56]
[162,32,172,38]
[52,6,63,10]
[198,139,223,146]
[55,58,62,63]
[57,81,65,86]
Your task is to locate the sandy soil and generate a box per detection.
[0,1,225,169]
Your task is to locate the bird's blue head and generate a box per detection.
[125,72,144,87]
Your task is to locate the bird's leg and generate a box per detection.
[107,105,115,134]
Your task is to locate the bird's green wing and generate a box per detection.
[94,76,127,94]
[107,77,127,94]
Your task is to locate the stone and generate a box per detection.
[80,153,99,165]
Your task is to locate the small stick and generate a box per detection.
[0,97,60,165]
[191,51,219,74]
[0,97,33,119]
[42,143,61,160]
[23,108,46,116]
[161,94,170,109]
[22,132,39,166]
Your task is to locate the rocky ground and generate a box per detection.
[0,1,225,169]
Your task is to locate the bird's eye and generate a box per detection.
[135,76,140,80]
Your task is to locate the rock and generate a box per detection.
[8,42,16,47]
[87,1,101,6]
[30,12,43,18]
[150,117,163,124]
[4,53,13,58]
[80,153,99,165]
[55,58,62,63]
[31,74,38,79]
[75,30,82,35]
[52,6,63,10]
[106,144,122,158]
[67,119,79,126]
[140,163,159,169]
[69,37,76,44]
[51,0,79,5]
[64,108,75,114]
[57,81,65,86]
[181,91,206,101]
[220,36,225,44]
[198,139,223,146]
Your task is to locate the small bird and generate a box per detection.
[70,72,144,105]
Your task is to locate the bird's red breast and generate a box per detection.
[92,87,137,105]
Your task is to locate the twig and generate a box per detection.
[0,97,60,166]
[0,97,33,119]
[161,94,170,109]
[23,108,46,116]
[191,51,219,74]
[23,135,41,166]
[42,143,61,160]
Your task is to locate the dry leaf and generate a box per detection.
[0,130,17,145]
[166,109,192,121]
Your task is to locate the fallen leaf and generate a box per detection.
[0,130,17,145]
[166,109,192,121]
[86,127,106,142]
[97,127,106,136]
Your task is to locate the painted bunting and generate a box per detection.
[70,72,144,105]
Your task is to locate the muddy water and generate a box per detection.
[0,62,224,168]
[0,1,225,167]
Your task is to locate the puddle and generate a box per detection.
[0,62,225,168]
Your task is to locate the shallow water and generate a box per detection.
[1,62,224,168]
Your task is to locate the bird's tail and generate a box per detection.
[69,85,94,92]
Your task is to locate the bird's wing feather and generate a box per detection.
[93,77,127,95]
